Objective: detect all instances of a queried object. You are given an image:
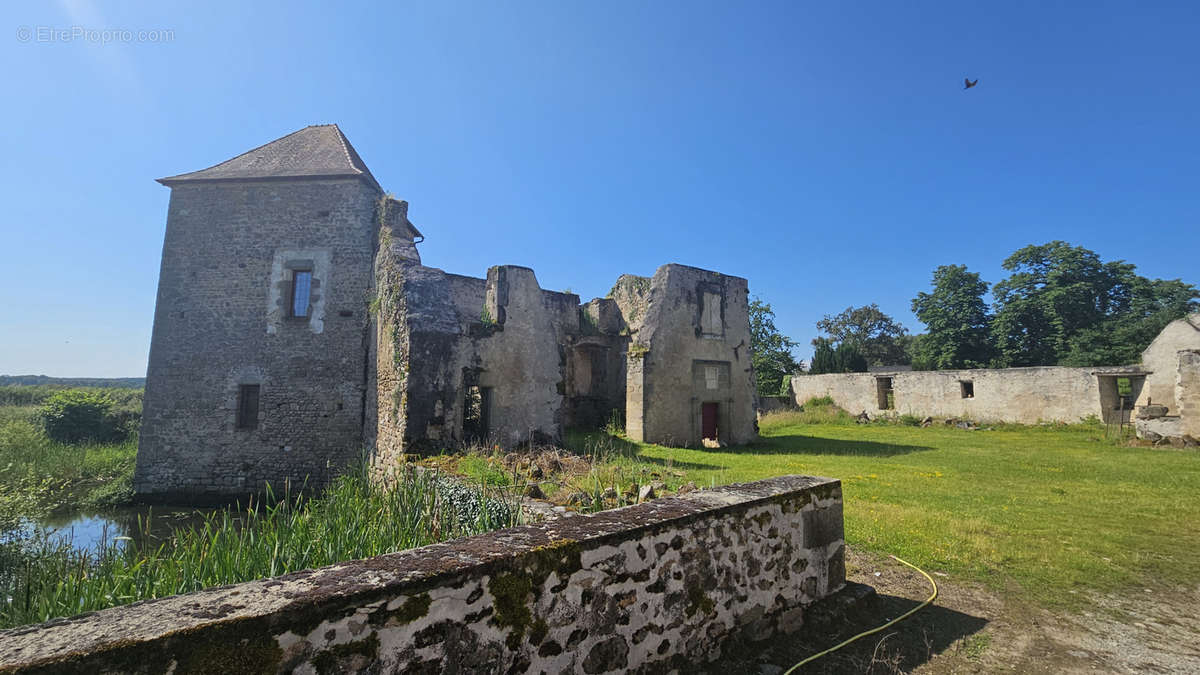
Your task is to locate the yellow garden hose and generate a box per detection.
[782,554,939,674]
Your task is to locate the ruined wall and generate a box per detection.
[790,366,1140,424]
[1136,313,1200,414]
[135,178,379,501]
[0,476,845,675]
[622,265,757,446]
[567,298,630,430]
[1179,350,1200,439]
[374,245,585,458]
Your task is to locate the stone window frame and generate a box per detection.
[959,380,974,399]
[696,282,726,340]
[266,250,331,335]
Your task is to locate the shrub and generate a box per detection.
[38,390,126,444]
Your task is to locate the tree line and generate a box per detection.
[749,241,1198,392]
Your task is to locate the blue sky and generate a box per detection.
[2,1,1197,377]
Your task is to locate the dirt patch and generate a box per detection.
[711,547,1200,674]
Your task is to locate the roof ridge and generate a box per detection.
[157,125,383,189]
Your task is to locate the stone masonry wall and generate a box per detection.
[0,475,845,675]
[1136,314,1200,415]
[373,243,585,460]
[624,265,757,446]
[135,178,379,501]
[1179,350,1200,439]
[790,366,1140,424]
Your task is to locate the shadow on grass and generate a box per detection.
[562,430,729,472]
[564,428,932,463]
[711,583,990,674]
[739,433,934,458]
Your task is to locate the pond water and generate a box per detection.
[32,505,226,553]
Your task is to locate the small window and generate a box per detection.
[960,380,974,399]
[237,384,260,430]
[876,377,894,410]
[291,270,313,317]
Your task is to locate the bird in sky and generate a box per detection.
[964,78,979,90]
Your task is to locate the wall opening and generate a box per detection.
[875,377,894,410]
[290,270,313,318]
[236,384,260,430]
[701,402,719,440]
[1097,374,1145,424]
[463,385,492,441]
[960,380,974,399]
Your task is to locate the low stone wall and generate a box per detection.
[790,366,1140,424]
[0,476,845,675]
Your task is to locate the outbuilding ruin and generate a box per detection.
[789,313,1200,443]
[133,125,758,501]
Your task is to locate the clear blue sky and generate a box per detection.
[2,1,1197,377]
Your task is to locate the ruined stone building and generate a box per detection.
[790,314,1200,441]
[133,125,757,501]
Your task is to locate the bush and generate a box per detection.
[38,390,126,444]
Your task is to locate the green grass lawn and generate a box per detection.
[572,412,1200,610]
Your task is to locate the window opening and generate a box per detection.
[291,270,313,317]
[237,384,260,430]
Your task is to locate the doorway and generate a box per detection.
[701,402,719,441]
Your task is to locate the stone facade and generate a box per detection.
[0,476,844,675]
[134,177,379,501]
[790,365,1147,425]
[1134,313,1200,414]
[1176,350,1200,439]
[135,126,758,500]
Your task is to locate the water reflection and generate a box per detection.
[34,506,222,553]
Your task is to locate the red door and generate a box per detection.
[701,402,718,441]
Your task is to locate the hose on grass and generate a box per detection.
[781,554,939,674]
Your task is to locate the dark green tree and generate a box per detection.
[809,338,839,375]
[808,337,868,374]
[748,297,801,396]
[911,265,995,369]
[816,304,910,366]
[834,342,869,373]
[993,242,1198,366]
[1060,277,1199,365]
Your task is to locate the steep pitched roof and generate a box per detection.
[157,125,381,190]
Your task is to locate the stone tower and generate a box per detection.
[134,125,386,501]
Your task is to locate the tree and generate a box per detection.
[809,338,839,375]
[992,241,1199,366]
[816,304,910,366]
[748,297,800,396]
[911,265,995,369]
[1060,277,1199,366]
[808,337,868,374]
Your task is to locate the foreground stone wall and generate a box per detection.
[0,476,845,675]
[791,366,1141,424]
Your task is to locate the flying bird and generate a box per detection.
[964,78,979,90]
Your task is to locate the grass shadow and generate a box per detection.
[739,432,934,458]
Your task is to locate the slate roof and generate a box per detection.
[157,125,381,190]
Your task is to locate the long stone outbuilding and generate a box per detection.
[789,313,1200,438]
[133,125,758,502]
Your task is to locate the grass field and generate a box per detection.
[636,412,1200,608]
[445,410,1200,611]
